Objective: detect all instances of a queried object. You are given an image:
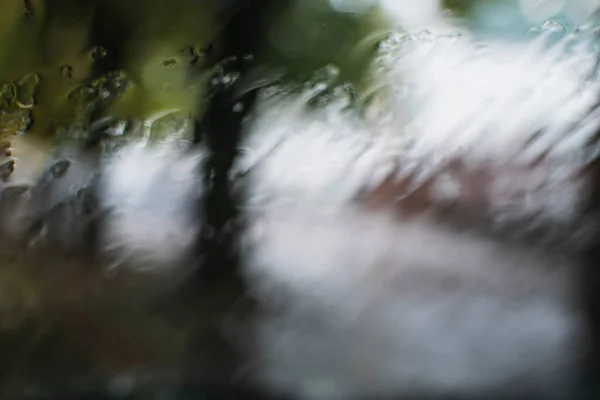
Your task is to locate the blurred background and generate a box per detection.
[2,0,600,399]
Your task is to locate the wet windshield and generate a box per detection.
[1,1,600,399]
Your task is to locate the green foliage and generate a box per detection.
[0,0,391,150]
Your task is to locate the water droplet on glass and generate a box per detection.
[105,120,127,137]
[162,59,177,67]
[148,113,194,143]
[0,110,32,135]
[15,73,40,109]
[60,65,73,79]
[233,102,244,113]
[441,8,456,18]
[49,159,71,178]
[313,64,340,83]
[0,84,15,110]
[181,45,197,64]
[25,220,47,249]
[541,19,566,33]
[417,29,433,41]
[90,46,107,60]
[68,86,97,102]
[0,159,15,180]
[221,73,239,85]
[23,0,32,15]
[18,73,39,86]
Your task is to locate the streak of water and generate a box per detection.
[237,12,600,244]
[231,9,600,398]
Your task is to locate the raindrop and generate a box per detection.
[417,29,433,41]
[162,59,177,67]
[221,73,239,85]
[181,45,198,65]
[148,113,193,142]
[60,65,73,79]
[68,86,97,102]
[541,19,566,33]
[99,88,111,100]
[0,110,31,134]
[25,220,47,249]
[15,95,34,109]
[441,8,456,18]
[23,0,32,15]
[233,102,244,113]
[313,64,340,83]
[90,46,107,60]
[49,159,71,178]
[105,120,127,137]
[18,73,39,86]
[0,159,15,180]
[0,84,15,109]
[15,73,40,109]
